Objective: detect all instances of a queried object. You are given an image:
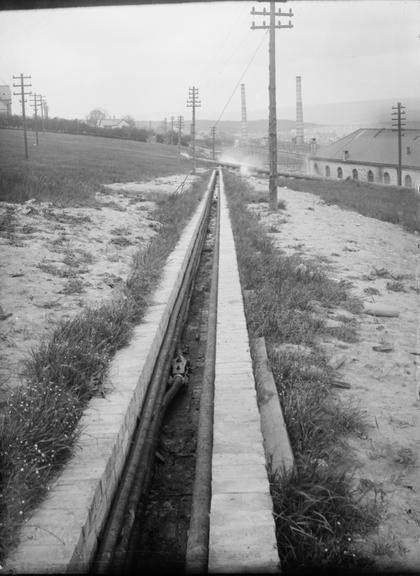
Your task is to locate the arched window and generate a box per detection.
[325,165,330,177]
[367,170,374,182]
[314,163,319,174]
[337,166,343,179]
[352,169,358,180]
[404,174,412,188]
[383,172,390,185]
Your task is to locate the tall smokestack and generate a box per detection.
[296,76,304,146]
[240,83,248,144]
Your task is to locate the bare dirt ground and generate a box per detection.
[249,175,420,571]
[0,174,196,399]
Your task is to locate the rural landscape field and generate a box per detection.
[1,0,420,571]
[0,127,208,560]
[1,121,419,572]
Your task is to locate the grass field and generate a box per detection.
[0,128,194,206]
[279,175,420,233]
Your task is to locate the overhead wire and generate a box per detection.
[209,2,251,66]
[199,2,254,100]
[212,28,269,131]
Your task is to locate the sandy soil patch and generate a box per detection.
[249,176,420,571]
[0,174,196,398]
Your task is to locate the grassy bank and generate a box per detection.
[0,128,194,206]
[224,169,377,573]
[279,175,420,233]
[0,173,209,562]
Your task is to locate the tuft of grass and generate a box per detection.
[110,236,133,247]
[0,209,16,238]
[0,172,209,562]
[61,277,85,294]
[0,381,83,555]
[63,248,93,268]
[271,462,376,572]
[45,211,93,225]
[37,261,76,278]
[324,324,359,343]
[224,169,377,572]
[364,286,380,296]
[386,280,405,293]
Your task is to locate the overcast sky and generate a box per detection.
[0,1,419,122]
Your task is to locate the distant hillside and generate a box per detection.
[136,98,420,136]
[273,98,420,127]
[196,118,320,136]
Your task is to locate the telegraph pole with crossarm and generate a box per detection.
[39,95,45,131]
[186,86,201,173]
[170,116,175,145]
[251,1,293,209]
[30,93,42,146]
[391,102,406,186]
[177,115,184,161]
[13,73,32,160]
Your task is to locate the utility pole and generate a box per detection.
[391,102,406,186]
[211,126,216,161]
[240,83,248,146]
[186,86,201,173]
[177,115,184,160]
[13,73,32,160]
[251,1,293,209]
[39,95,45,131]
[170,115,175,145]
[30,93,41,146]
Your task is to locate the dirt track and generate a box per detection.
[250,176,420,571]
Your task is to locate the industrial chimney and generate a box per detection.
[296,76,304,146]
[240,83,248,145]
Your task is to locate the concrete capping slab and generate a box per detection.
[208,170,280,574]
[5,177,214,574]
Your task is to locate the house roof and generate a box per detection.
[313,128,420,169]
[98,118,129,128]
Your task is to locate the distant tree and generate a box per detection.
[86,108,107,127]
[122,115,135,128]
